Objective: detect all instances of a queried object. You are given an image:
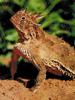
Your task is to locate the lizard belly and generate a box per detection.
[46,66,63,76]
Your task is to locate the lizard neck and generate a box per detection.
[29,25,45,40]
[17,25,45,42]
[17,30,25,42]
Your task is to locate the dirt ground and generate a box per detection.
[0,61,75,100]
[0,79,75,100]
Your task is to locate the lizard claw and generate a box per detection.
[30,86,40,93]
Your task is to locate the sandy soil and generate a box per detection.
[0,60,75,100]
[0,79,75,100]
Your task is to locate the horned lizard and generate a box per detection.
[10,10,75,91]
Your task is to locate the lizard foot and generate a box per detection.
[30,85,40,93]
[30,79,45,93]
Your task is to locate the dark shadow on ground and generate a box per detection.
[0,60,72,88]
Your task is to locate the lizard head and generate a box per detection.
[10,10,44,42]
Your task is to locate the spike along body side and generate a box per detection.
[10,10,75,91]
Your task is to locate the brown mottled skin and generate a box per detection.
[10,10,75,91]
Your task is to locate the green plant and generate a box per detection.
[0,0,75,66]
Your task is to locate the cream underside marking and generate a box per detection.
[14,43,32,61]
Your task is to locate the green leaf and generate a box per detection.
[71,25,75,37]
[12,0,26,7]
[41,12,64,28]
[0,0,4,3]
[42,0,60,16]
[5,29,18,42]
[27,0,45,12]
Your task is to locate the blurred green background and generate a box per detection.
[0,0,75,67]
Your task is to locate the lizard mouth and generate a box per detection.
[10,16,25,40]
[10,16,18,28]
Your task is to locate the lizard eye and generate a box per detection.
[22,17,25,20]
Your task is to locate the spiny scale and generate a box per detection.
[63,68,75,79]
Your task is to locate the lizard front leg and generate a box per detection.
[31,57,46,92]
[11,43,31,79]
[36,65,46,88]
[31,65,46,92]
[11,46,20,79]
